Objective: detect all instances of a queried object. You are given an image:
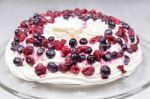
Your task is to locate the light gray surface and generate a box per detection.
[0,0,150,99]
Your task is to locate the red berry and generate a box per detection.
[82,66,95,76]
[17,32,27,42]
[93,50,104,61]
[117,65,126,74]
[35,63,47,76]
[76,46,89,54]
[130,44,138,52]
[61,46,71,57]
[42,39,49,48]
[58,63,69,73]
[89,36,99,44]
[104,35,116,44]
[70,65,80,74]
[115,27,126,38]
[23,46,34,56]
[117,50,124,58]
[26,37,35,44]
[53,40,64,50]
[26,56,35,65]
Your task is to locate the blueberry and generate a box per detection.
[108,21,116,29]
[102,53,112,62]
[104,29,113,35]
[111,51,118,59]
[79,54,86,62]
[37,47,45,56]
[116,38,123,46]
[14,36,20,42]
[47,62,58,73]
[37,35,45,42]
[46,50,55,59]
[11,45,16,51]
[127,48,133,53]
[122,44,127,51]
[16,45,24,53]
[71,53,79,62]
[100,65,111,75]
[70,47,77,54]
[13,57,23,66]
[69,38,77,47]
[79,38,88,45]
[14,29,21,36]
[33,39,41,47]
[33,33,40,38]
[48,36,55,42]
[87,55,95,64]
[99,43,107,51]
[84,47,92,54]
[129,36,135,43]
[99,36,106,44]
[123,55,130,65]
[106,43,111,49]
[47,43,54,49]
[122,22,130,29]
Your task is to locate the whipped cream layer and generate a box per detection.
[5,15,142,86]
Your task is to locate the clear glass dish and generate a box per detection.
[0,34,150,99]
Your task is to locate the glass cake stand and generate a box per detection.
[0,34,150,99]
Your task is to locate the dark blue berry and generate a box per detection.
[69,38,77,47]
[47,43,54,49]
[14,36,20,42]
[101,65,111,75]
[122,44,127,51]
[33,33,40,38]
[37,35,45,41]
[122,22,130,29]
[46,50,55,59]
[37,48,45,56]
[99,36,106,44]
[108,21,116,29]
[17,45,24,53]
[105,29,113,35]
[79,54,86,62]
[13,57,23,66]
[129,36,135,43]
[123,55,130,65]
[79,38,88,45]
[99,43,107,51]
[102,53,112,62]
[48,36,55,42]
[47,62,58,73]
[106,43,111,49]
[87,55,95,64]
[127,48,133,53]
[33,39,41,47]
[111,51,118,59]
[71,53,79,62]
[84,47,92,54]
[116,38,123,46]
[14,29,21,36]
[71,47,77,54]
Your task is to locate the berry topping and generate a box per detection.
[84,47,92,54]
[130,44,138,52]
[93,50,103,61]
[87,55,95,64]
[99,43,108,51]
[47,43,54,49]
[116,38,123,46]
[35,63,47,76]
[123,55,130,65]
[117,65,126,74]
[99,36,106,44]
[46,49,55,59]
[33,39,42,47]
[53,40,64,50]
[42,39,49,48]
[69,38,77,47]
[26,37,34,44]
[23,46,34,56]
[33,32,40,38]
[70,53,80,62]
[37,47,45,56]
[82,66,95,76]
[89,36,99,44]
[13,57,23,66]
[58,63,69,73]
[70,65,80,74]
[16,45,24,53]
[129,36,135,43]
[26,56,35,65]
[47,62,58,73]
[108,21,116,29]
[105,35,116,44]
[102,53,112,62]
[104,29,113,35]
[127,48,133,53]
[100,65,111,75]
[48,36,55,42]
[61,46,71,57]
[122,44,127,51]
[111,51,118,59]
[79,54,86,62]
[79,38,88,45]
[70,47,77,54]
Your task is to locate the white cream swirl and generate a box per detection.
[5,16,142,86]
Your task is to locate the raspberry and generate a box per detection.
[105,35,116,44]
[35,63,47,76]
[53,40,64,50]
[89,36,99,44]
[23,46,34,56]
[70,65,80,74]
[58,63,69,73]
[42,39,49,48]
[130,44,138,52]
[26,37,35,44]
[117,65,126,74]
[93,50,104,61]
[17,32,27,42]
[61,46,71,57]
[82,66,95,76]
[26,56,35,65]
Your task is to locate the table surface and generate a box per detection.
[0,0,150,99]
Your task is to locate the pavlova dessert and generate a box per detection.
[5,9,142,86]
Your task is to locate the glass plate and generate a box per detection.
[0,35,150,99]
